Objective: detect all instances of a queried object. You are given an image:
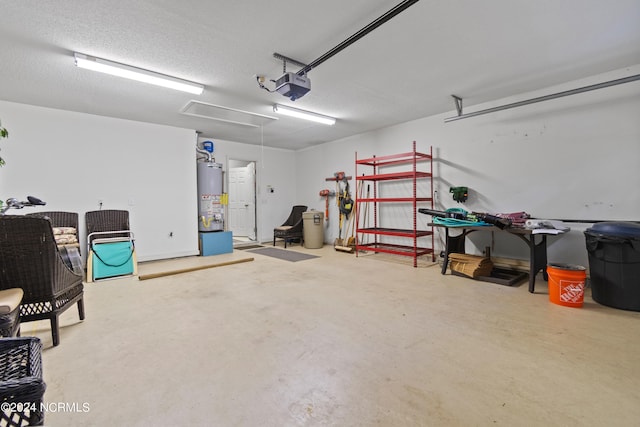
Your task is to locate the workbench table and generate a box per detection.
[432,224,566,293]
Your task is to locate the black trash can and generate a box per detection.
[584,222,640,311]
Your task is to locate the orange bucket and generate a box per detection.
[547,263,586,307]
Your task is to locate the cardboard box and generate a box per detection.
[449,253,493,278]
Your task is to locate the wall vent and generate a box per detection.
[180,100,277,127]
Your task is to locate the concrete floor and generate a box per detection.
[22,245,640,426]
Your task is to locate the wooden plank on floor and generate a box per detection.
[138,257,254,280]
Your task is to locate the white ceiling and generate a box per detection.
[1,1,639,150]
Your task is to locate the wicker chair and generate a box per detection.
[0,216,85,347]
[26,211,78,230]
[85,209,130,245]
[26,211,80,253]
[0,289,24,338]
[0,337,46,426]
[85,210,136,282]
[273,205,307,248]
[27,211,83,276]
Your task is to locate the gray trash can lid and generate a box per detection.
[585,221,640,239]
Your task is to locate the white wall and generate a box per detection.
[202,138,297,243]
[0,101,199,262]
[2,64,638,268]
[296,65,640,267]
[0,100,301,262]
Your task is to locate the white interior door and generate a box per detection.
[228,162,256,240]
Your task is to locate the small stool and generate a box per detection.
[0,289,23,338]
[0,337,46,426]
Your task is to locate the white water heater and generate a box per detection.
[197,161,224,232]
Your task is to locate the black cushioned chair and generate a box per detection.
[273,205,307,248]
[0,337,46,426]
[0,216,84,347]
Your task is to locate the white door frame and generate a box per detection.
[227,158,257,242]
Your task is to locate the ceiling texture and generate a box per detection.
[1,0,639,150]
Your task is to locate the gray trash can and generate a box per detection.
[584,222,640,311]
[303,211,324,249]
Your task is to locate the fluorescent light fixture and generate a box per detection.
[74,53,204,95]
[273,104,336,125]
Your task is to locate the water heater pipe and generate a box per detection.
[195,145,213,162]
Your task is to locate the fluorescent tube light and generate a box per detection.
[74,53,204,95]
[273,104,336,125]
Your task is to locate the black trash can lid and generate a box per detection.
[585,221,640,238]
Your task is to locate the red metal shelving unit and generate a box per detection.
[355,142,435,267]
